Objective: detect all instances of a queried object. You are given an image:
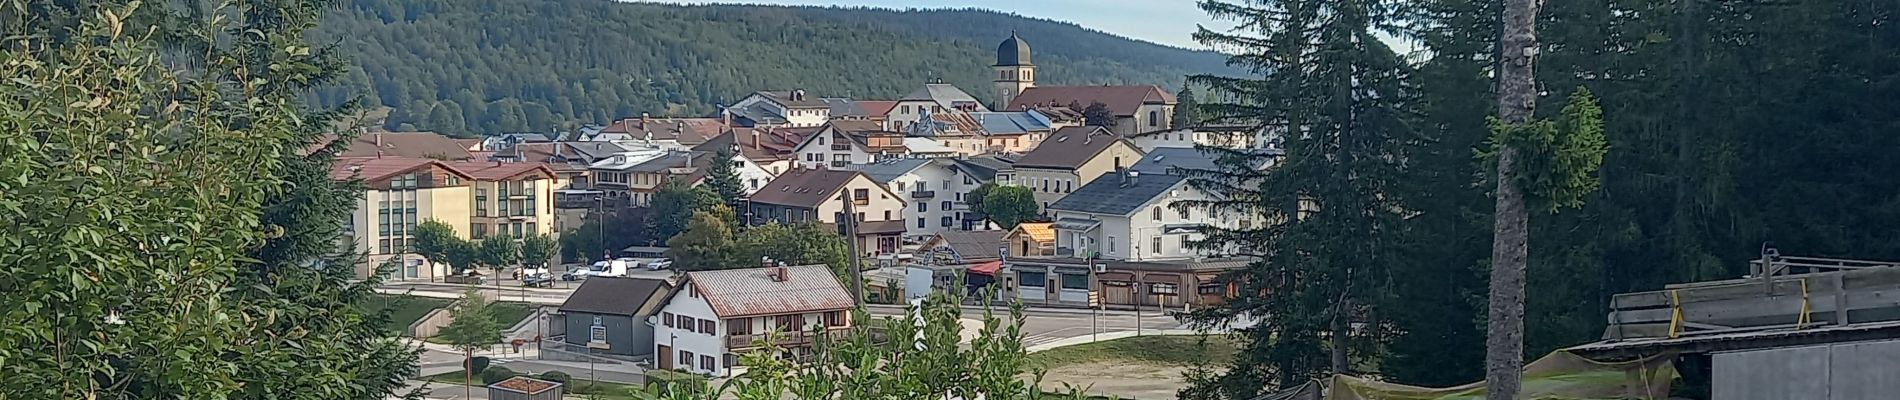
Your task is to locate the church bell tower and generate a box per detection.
[994,31,1035,111]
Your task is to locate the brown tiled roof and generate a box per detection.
[323,132,474,160]
[1007,85,1176,116]
[856,220,909,235]
[489,376,560,395]
[685,265,854,318]
[328,157,472,182]
[827,119,887,134]
[693,129,789,163]
[747,168,864,208]
[600,117,728,146]
[1015,126,1127,169]
[440,161,557,181]
[856,100,898,117]
[559,277,670,316]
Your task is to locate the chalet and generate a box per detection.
[746,167,908,255]
[652,265,854,377]
[556,277,672,358]
[792,120,908,169]
[728,90,831,128]
[1006,126,1144,210]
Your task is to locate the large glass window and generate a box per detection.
[1061,274,1089,290]
[1018,271,1047,287]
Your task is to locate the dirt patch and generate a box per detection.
[1033,361,1207,400]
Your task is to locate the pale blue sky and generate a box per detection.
[630,0,1224,49]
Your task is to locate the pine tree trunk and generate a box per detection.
[1331,297,1350,374]
[1486,0,1540,398]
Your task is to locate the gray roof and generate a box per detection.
[564,141,634,160]
[1131,147,1221,175]
[1047,172,1188,215]
[758,90,829,108]
[559,277,671,316]
[850,158,933,183]
[1015,126,1124,169]
[971,111,1054,134]
[995,32,1032,66]
[822,98,867,117]
[730,101,788,125]
[901,84,986,110]
[685,265,855,318]
[627,151,704,173]
[951,156,1014,181]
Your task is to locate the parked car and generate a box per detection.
[646,259,673,270]
[563,259,635,280]
[522,273,555,288]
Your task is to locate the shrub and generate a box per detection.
[467,356,490,375]
[644,369,708,395]
[537,370,570,384]
[480,366,518,385]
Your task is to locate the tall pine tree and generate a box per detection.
[1181,0,1419,396]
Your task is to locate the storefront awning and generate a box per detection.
[968,261,1003,276]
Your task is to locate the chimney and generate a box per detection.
[792,89,806,101]
[641,113,651,125]
[751,130,762,150]
[761,256,774,268]
[1124,170,1140,187]
[676,121,685,133]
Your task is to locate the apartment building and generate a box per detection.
[332,157,474,280]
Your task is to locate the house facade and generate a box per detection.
[728,90,831,128]
[1007,126,1145,210]
[557,277,671,358]
[1006,85,1177,137]
[792,120,908,169]
[443,162,562,241]
[887,83,988,131]
[651,265,854,377]
[332,157,475,280]
[746,168,909,254]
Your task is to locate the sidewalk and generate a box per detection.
[1023,329,1208,353]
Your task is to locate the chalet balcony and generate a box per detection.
[831,144,852,151]
[726,327,851,349]
[911,190,936,199]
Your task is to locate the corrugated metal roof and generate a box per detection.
[1047,172,1188,216]
[686,265,854,318]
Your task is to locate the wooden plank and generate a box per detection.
[1610,294,1844,325]
[1617,268,1900,310]
[1834,273,1851,325]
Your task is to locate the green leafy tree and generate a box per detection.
[666,208,739,270]
[1172,86,1200,129]
[414,219,467,273]
[736,223,852,276]
[519,233,558,268]
[478,234,522,277]
[648,178,723,240]
[704,147,746,204]
[1181,0,1418,396]
[437,288,504,399]
[976,185,1038,230]
[966,182,997,220]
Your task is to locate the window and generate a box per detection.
[853,188,869,200]
[1180,235,1191,252]
[700,355,716,371]
[678,315,693,329]
[728,318,752,336]
[1179,204,1191,220]
[940,201,952,210]
[1108,236,1117,254]
[699,319,715,335]
[471,223,486,238]
[775,315,797,331]
[1152,206,1162,221]
[817,136,826,145]
[1061,274,1089,290]
[1152,236,1163,255]
[824,311,844,327]
[883,210,892,220]
[917,218,926,228]
[897,182,907,192]
[1018,271,1047,287]
[1148,111,1159,127]
[901,105,910,114]
[918,202,928,212]
[680,350,694,368]
[1065,180,1072,192]
[1040,178,1048,192]
[941,216,953,227]
[1150,283,1179,295]
[1199,283,1224,295]
[663,312,675,327]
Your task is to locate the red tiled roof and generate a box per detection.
[488,376,560,395]
[600,117,729,145]
[748,168,865,208]
[856,100,898,117]
[440,161,557,181]
[1007,85,1175,117]
[329,157,473,182]
[319,132,475,160]
[685,265,854,318]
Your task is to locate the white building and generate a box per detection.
[1044,170,1238,262]
[650,265,855,377]
[887,83,989,131]
[1128,124,1283,153]
[728,90,832,128]
[791,120,907,169]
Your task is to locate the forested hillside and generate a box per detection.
[306,0,1237,137]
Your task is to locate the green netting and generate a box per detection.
[1324,351,1678,400]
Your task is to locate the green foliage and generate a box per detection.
[468,357,491,375]
[1080,101,1116,127]
[1173,86,1201,129]
[414,219,464,267]
[312,0,1235,136]
[480,366,518,385]
[666,208,739,270]
[976,185,1039,230]
[519,233,558,268]
[1479,87,1609,213]
[704,147,745,203]
[735,222,853,275]
[966,182,997,220]
[538,371,571,384]
[437,288,504,354]
[648,178,724,241]
[477,235,522,273]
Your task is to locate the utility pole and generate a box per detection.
[840,194,864,305]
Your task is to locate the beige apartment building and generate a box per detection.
[444,162,563,241]
[1003,126,1144,210]
[333,157,475,280]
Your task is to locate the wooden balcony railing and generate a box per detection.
[726,327,851,349]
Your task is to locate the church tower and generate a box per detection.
[994,31,1035,111]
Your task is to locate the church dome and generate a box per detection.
[995,31,1032,66]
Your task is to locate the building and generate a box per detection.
[746,167,908,255]
[853,159,951,236]
[487,376,563,400]
[688,135,783,195]
[442,162,562,241]
[888,83,989,131]
[1129,147,1283,177]
[1129,124,1282,152]
[1005,169,1244,308]
[651,265,855,377]
[556,277,672,358]
[970,110,1065,153]
[1007,85,1176,137]
[728,90,831,128]
[323,132,475,161]
[693,127,813,178]
[585,147,670,202]
[918,230,1007,265]
[791,120,908,169]
[588,115,729,150]
[331,157,475,280]
[1004,222,1056,258]
[1006,126,1145,210]
[992,32,1036,111]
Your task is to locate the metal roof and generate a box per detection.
[559,277,671,316]
[995,32,1032,66]
[1047,172,1188,216]
[850,158,933,183]
[1131,147,1222,175]
[685,265,855,318]
[970,111,1054,134]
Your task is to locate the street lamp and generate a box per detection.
[594,195,606,262]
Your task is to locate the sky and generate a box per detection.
[628,0,1226,49]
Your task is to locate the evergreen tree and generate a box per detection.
[1172,86,1200,129]
[1181,0,1418,396]
[704,147,746,204]
[648,178,723,241]
[1080,101,1116,127]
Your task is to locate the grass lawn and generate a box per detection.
[488,301,534,329]
[1027,334,1238,370]
[423,371,649,399]
[369,294,452,336]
